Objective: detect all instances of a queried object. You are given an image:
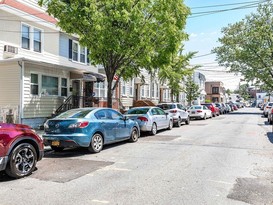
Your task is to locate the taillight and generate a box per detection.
[271,109,273,114]
[137,116,148,121]
[170,110,178,113]
[197,110,202,113]
[68,121,89,128]
[266,106,271,109]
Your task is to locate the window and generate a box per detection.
[129,80,133,96]
[94,82,106,97]
[121,80,126,96]
[42,75,58,95]
[212,87,219,94]
[61,78,67,96]
[80,47,86,63]
[34,28,41,52]
[145,84,150,97]
[72,42,78,61]
[22,25,30,49]
[141,85,145,97]
[151,83,155,98]
[212,97,219,102]
[156,83,159,98]
[30,74,38,95]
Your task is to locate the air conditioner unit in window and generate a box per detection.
[4,45,18,54]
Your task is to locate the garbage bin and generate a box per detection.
[6,109,14,124]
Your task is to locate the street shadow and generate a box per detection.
[0,167,40,182]
[266,132,273,144]
[228,111,262,116]
[44,140,129,158]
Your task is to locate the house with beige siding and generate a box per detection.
[0,0,105,128]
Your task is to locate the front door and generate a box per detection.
[72,80,81,108]
[84,82,94,107]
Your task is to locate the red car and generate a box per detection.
[201,103,220,117]
[0,123,44,178]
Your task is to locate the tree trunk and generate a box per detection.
[107,81,113,108]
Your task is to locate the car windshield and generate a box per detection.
[157,104,175,110]
[191,106,202,109]
[56,109,94,119]
[126,108,150,114]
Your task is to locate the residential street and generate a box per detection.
[1,107,273,205]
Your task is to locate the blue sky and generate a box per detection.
[183,0,260,90]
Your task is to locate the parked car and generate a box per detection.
[267,107,273,124]
[201,103,220,117]
[225,103,232,112]
[0,123,44,178]
[263,102,273,117]
[124,106,173,135]
[188,105,212,120]
[43,108,140,153]
[157,103,190,127]
[215,103,226,114]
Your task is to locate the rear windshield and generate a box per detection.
[191,106,202,109]
[56,109,94,119]
[126,108,149,114]
[157,104,175,110]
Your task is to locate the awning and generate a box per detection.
[70,72,105,82]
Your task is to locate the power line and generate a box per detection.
[190,0,262,9]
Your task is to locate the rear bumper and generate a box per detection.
[43,139,80,148]
[0,156,8,171]
[43,133,91,147]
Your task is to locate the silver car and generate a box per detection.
[157,103,190,127]
[125,106,173,135]
[263,102,273,117]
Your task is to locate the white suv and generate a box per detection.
[263,102,273,117]
[157,103,190,127]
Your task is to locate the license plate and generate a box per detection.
[191,111,195,114]
[52,141,60,146]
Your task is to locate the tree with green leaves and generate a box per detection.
[39,0,190,107]
[158,49,197,102]
[212,1,273,91]
[184,76,200,106]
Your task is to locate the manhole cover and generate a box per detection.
[31,158,113,183]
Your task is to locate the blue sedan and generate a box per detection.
[43,108,140,153]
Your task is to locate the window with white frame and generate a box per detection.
[141,85,145,97]
[61,78,67,96]
[72,42,78,61]
[156,83,159,98]
[42,75,58,96]
[121,80,126,96]
[30,73,38,95]
[94,82,106,97]
[80,47,86,63]
[145,84,150,98]
[22,25,30,49]
[151,83,155,98]
[129,79,133,96]
[33,28,41,52]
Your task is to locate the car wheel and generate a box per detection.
[5,143,37,178]
[88,133,103,153]
[185,117,190,125]
[150,123,157,135]
[203,114,206,120]
[176,118,181,127]
[168,120,173,130]
[51,146,64,152]
[129,127,139,142]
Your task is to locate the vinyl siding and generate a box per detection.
[23,63,70,118]
[0,63,20,106]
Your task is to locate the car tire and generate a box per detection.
[129,127,139,142]
[203,114,206,120]
[185,117,190,125]
[150,123,157,135]
[168,120,173,130]
[51,146,64,152]
[176,118,181,127]
[5,143,37,178]
[88,133,103,153]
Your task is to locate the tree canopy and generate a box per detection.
[212,1,273,91]
[184,76,200,106]
[39,0,190,107]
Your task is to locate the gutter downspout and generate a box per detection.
[18,60,24,124]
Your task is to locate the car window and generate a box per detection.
[177,104,184,110]
[94,110,108,120]
[194,106,202,109]
[56,109,92,119]
[156,108,166,115]
[108,109,123,120]
[203,106,207,110]
[126,108,149,114]
[157,104,175,110]
[151,108,159,115]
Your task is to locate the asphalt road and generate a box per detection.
[1,107,273,205]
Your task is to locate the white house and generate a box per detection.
[0,0,105,128]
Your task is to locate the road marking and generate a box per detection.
[91,199,110,204]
